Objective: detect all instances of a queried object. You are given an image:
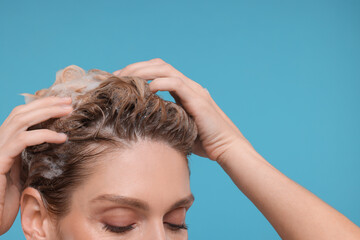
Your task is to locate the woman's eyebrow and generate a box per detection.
[166,194,195,212]
[90,193,195,212]
[91,194,150,211]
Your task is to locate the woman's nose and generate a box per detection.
[146,220,167,240]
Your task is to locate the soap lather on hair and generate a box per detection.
[20,65,113,105]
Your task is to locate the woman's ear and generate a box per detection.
[20,187,53,240]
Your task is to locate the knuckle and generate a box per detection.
[164,63,179,77]
[131,68,143,76]
[163,63,175,73]
[46,96,61,103]
[203,87,211,96]
[122,65,133,71]
[164,62,172,69]
[12,113,26,125]
[121,64,135,74]
[151,58,165,64]
[12,105,25,114]
[36,96,59,105]
[174,77,184,88]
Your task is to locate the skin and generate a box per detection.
[21,139,193,239]
[0,58,360,239]
[0,97,72,235]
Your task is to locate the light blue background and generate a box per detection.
[1,0,359,239]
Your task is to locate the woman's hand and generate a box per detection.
[0,96,73,235]
[113,58,252,162]
[114,58,360,239]
[115,58,360,240]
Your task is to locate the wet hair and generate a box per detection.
[20,65,198,218]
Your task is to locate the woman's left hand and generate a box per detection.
[113,58,252,162]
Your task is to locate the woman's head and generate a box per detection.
[20,65,198,239]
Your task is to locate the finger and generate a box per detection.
[122,64,185,83]
[113,70,121,75]
[0,129,67,173]
[114,58,165,76]
[120,62,206,94]
[151,78,243,138]
[9,105,73,131]
[8,96,72,119]
[149,77,199,107]
[21,129,67,145]
[116,58,207,94]
[121,61,244,138]
[4,96,72,127]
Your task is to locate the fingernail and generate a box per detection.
[58,133,67,139]
[62,105,73,110]
[60,96,71,101]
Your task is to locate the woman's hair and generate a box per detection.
[20,65,198,219]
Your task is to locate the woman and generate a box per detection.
[0,58,359,239]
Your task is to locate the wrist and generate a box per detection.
[215,137,255,166]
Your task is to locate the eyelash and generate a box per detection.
[102,222,188,234]
[102,224,135,233]
[166,222,189,231]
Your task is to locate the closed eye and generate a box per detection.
[102,223,135,234]
[102,222,188,234]
[165,222,188,231]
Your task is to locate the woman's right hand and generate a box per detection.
[0,96,73,235]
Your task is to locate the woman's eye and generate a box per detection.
[102,223,135,234]
[165,222,188,231]
[102,222,188,233]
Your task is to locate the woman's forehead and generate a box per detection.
[73,139,192,209]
